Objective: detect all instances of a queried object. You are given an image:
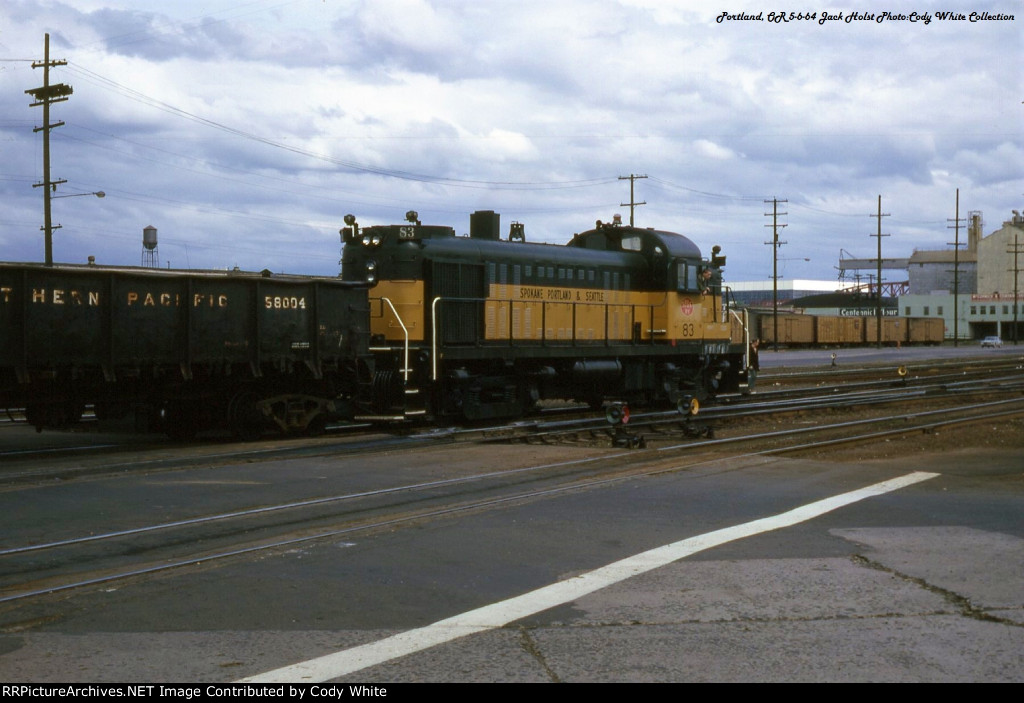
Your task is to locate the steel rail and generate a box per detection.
[762,355,1023,380]
[500,371,1023,443]
[2,397,1022,606]
[0,448,624,557]
[656,396,1024,452]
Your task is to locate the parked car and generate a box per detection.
[981,335,1003,348]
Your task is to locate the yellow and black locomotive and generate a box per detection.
[341,210,747,421]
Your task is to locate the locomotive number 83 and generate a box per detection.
[341,210,748,422]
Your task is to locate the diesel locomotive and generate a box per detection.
[342,210,748,422]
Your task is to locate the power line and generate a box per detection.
[647,176,766,201]
[61,62,619,191]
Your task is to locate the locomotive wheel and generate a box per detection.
[228,391,265,441]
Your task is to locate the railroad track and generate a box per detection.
[2,356,1021,482]
[1,371,1021,614]
[0,426,431,486]
[759,355,1024,389]
[475,361,1024,447]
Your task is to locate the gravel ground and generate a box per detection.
[823,415,1024,461]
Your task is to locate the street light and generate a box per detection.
[53,190,105,199]
[43,190,105,265]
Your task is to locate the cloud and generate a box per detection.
[693,139,737,160]
[0,0,1020,282]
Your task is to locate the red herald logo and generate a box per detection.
[680,298,693,315]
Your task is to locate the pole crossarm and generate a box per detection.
[1008,234,1023,345]
[618,174,647,227]
[764,198,788,352]
[869,195,890,347]
[26,33,74,267]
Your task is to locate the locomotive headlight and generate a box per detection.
[370,234,382,247]
[361,236,372,247]
[365,259,377,272]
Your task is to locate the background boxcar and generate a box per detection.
[753,310,943,347]
[757,313,815,346]
[815,315,867,345]
[908,317,944,345]
[865,317,908,345]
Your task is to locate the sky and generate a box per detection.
[1,0,1021,286]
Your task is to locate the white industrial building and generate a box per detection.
[899,208,1023,342]
[727,279,854,308]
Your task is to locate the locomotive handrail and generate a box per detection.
[728,307,750,368]
[378,297,410,383]
[722,283,750,360]
[431,296,442,380]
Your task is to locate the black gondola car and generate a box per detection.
[0,263,372,437]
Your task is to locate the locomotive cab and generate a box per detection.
[569,218,705,294]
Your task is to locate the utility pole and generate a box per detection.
[870,195,890,347]
[25,33,73,267]
[947,188,965,347]
[1009,234,1023,345]
[618,174,647,226]
[764,198,788,352]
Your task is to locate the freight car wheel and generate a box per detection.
[25,401,84,431]
[305,414,327,437]
[228,391,266,441]
[94,401,129,421]
[163,403,198,442]
[23,403,45,433]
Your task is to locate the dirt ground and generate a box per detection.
[823,416,1024,461]
[710,384,1024,463]
[787,408,1024,462]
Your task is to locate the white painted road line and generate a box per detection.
[239,470,940,682]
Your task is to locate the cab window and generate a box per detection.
[676,261,697,291]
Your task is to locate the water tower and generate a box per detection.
[141,225,159,268]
